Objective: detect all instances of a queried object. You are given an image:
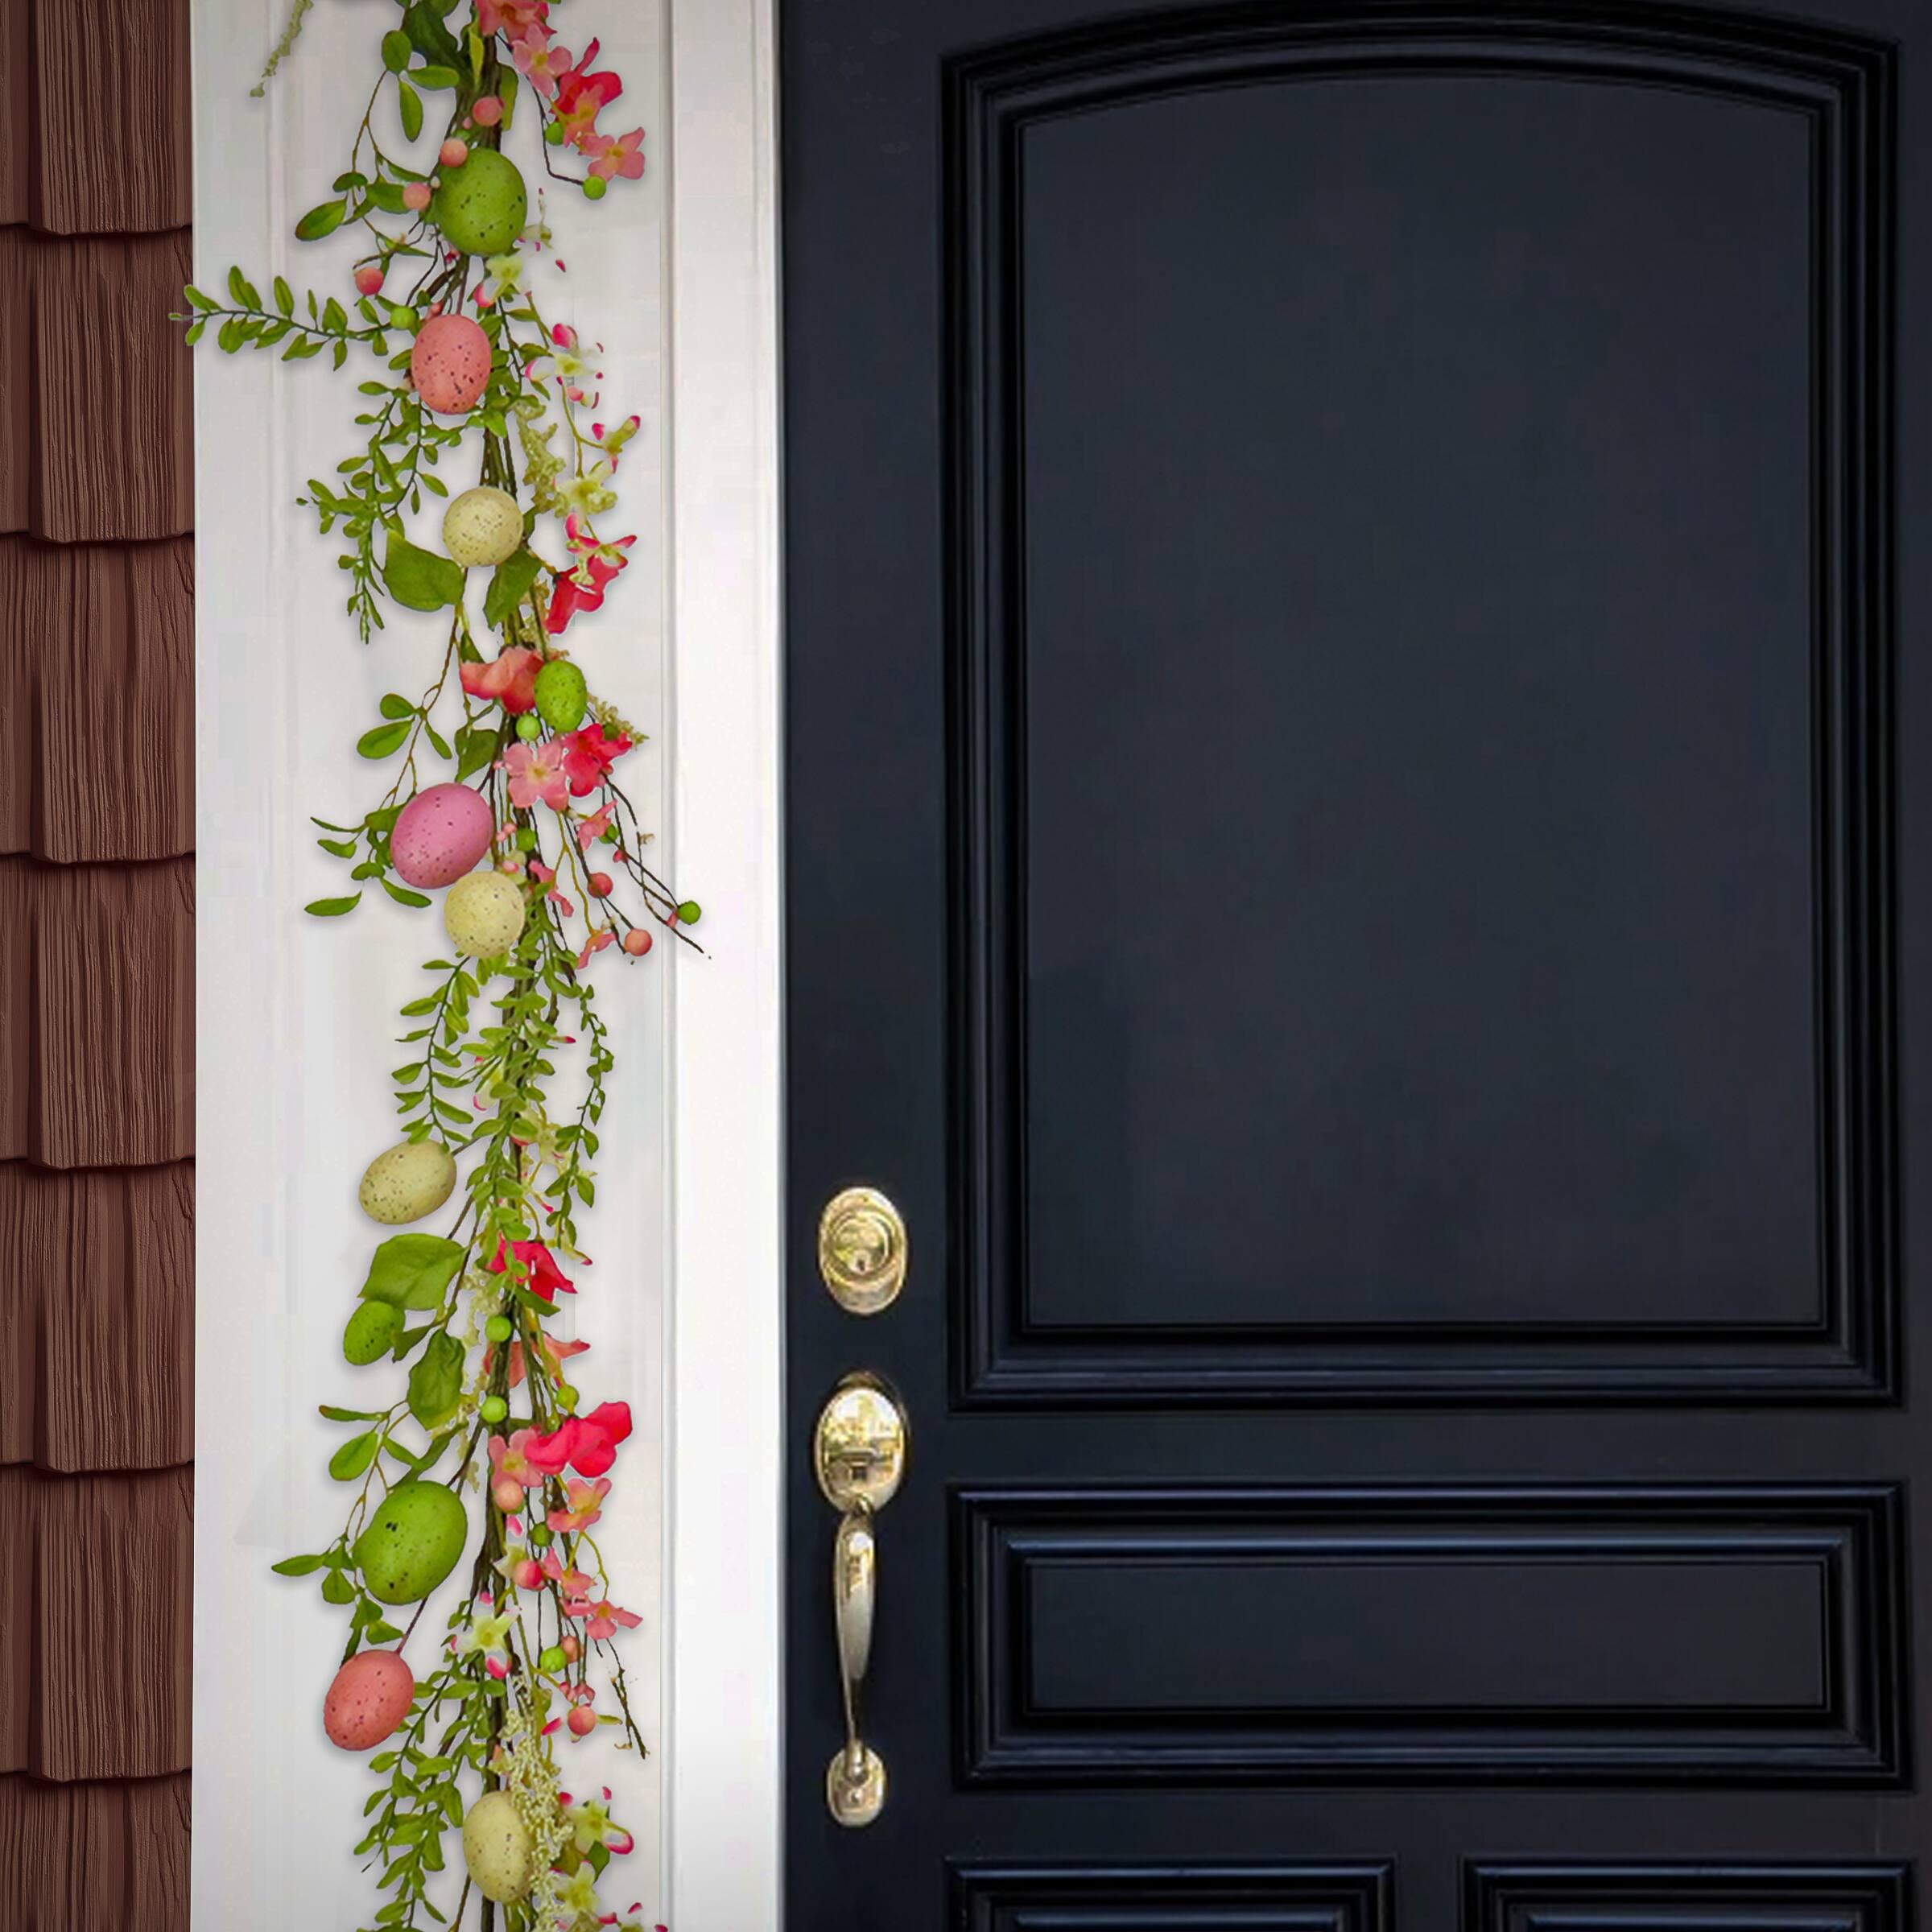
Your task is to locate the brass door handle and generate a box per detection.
[815,1373,908,1827]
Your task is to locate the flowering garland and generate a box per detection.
[180,5,680,1927]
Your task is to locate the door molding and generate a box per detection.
[665,0,785,1923]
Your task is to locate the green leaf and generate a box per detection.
[403,0,463,67]
[295,199,346,242]
[382,877,433,909]
[323,295,349,334]
[407,1331,466,1429]
[398,78,424,142]
[217,316,248,353]
[329,1430,381,1481]
[317,835,358,858]
[367,180,411,216]
[413,64,459,89]
[271,1553,326,1576]
[382,28,413,71]
[360,1233,466,1311]
[322,1569,357,1604]
[455,727,500,781]
[357,721,412,759]
[306,894,364,917]
[383,531,465,612]
[273,275,295,316]
[366,1620,406,1644]
[227,266,261,308]
[184,285,219,311]
[319,1405,386,1422]
[379,692,415,720]
[482,549,543,627]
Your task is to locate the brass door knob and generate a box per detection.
[815,1373,908,1826]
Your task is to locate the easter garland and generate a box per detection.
[180,5,682,1927]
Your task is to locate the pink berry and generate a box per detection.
[440,137,470,167]
[621,929,652,958]
[403,180,433,212]
[510,1558,544,1591]
[588,872,613,898]
[473,95,503,126]
[560,1633,581,1661]
[568,1706,597,1738]
[493,1476,525,1513]
[354,263,386,296]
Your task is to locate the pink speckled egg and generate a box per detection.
[392,782,494,888]
[410,314,492,415]
[324,1649,415,1752]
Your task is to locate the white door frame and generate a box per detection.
[664,0,786,1923]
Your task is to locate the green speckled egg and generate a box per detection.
[357,1139,457,1225]
[462,1791,535,1902]
[353,1481,468,1605]
[533,660,588,732]
[444,869,526,959]
[342,1301,403,1366]
[431,149,527,256]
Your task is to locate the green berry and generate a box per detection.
[556,1384,580,1412]
[676,900,702,926]
[527,1525,553,1547]
[583,175,608,200]
[485,1315,514,1344]
[545,122,564,146]
[515,828,538,852]
[539,1645,567,1672]
[516,712,543,741]
[481,1395,509,1423]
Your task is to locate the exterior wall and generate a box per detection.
[0,0,196,1923]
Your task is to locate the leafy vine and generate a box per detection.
[183,5,678,1928]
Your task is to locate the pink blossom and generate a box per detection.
[561,722,634,796]
[525,1401,634,1479]
[588,128,646,183]
[488,1429,543,1490]
[548,1476,610,1534]
[487,1236,574,1300]
[540,1550,597,1598]
[555,41,621,147]
[546,551,625,634]
[460,646,541,714]
[504,740,568,811]
[478,0,547,36]
[510,27,575,98]
[487,1331,588,1389]
[576,802,615,848]
[567,1595,643,1644]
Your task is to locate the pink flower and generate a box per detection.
[489,1428,543,1489]
[540,1550,597,1597]
[488,1237,574,1300]
[504,739,568,811]
[546,552,625,634]
[478,0,547,36]
[575,927,616,970]
[489,1331,589,1389]
[555,41,621,147]
[548,1476,610,1534]
[510,27,575,98]
[575,802,615,848]
[561,722,634,796]
[567,1595,643,1644]
[587,127,646,183]
[524,1401,634,1480]
[460,646,541,714]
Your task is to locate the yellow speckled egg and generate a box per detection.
[443,486,524,569]
[444,869,526,959]
[357,1139,457,1225]
[462,1791,535,1902]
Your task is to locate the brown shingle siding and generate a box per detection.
[0,0,191,237]
[0,537,195,863]
[0,229,195,542]
[0,1163,194,1473]
[0,857,194,1169]
[0,0,194,1909]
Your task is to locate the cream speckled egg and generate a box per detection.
[443,486,524,569]
[392,782,494,889]
[410,314,491,415]
[462,1791,535,1902]
[324,1649,415,1752]
[444,869,526,959]
[357,1139,457,1225]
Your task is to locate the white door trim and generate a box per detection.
[663,1,786,1924]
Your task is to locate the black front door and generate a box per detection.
[782,2,1926,1925]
